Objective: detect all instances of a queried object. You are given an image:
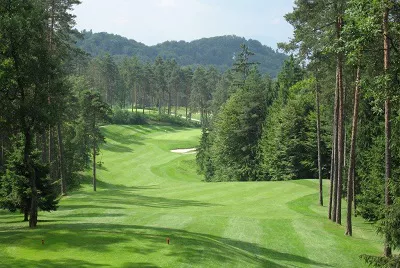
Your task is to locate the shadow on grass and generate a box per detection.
[101,127,145,146]
[287,193,322,218]
[0,223,332,268]
[102,143,133,153]
[75,176,214,209]
[121,263,159,268]
[1,256,111,268]
[59,204,126,210]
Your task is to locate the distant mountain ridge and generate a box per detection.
[76,30,287,77]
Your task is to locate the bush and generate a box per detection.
[149,113,201,127]
[111,110,147,125]
[110,109,200,128]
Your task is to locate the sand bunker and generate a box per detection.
[170,148,197,154]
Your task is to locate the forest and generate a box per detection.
[75,31,287,77]
[1,0,400,267]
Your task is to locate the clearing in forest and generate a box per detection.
[0,125,382,267]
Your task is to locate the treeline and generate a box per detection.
[195,0,400,266]
[82,53,221,124]
[0,0,111,227]
[76,31,287,77]
[196,54,330,182]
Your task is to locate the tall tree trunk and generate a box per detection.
[353,167,357,215]
[23,128,37,228]
[48,126,56,181]
[0,134,4,168]
[142,88,145,114]
[93,114,97,192]
[41,132,47,163]
[175,89,179,117]
[158,96,162,115]
[131,87,134,112]
[24,208,29,222]
[346,64,361,236]
[328,141,334,219]
[57,123,67,195]
[168,91,171,115]
[336,16,345,225]
[332,67,340,223]
[383,4,392,258]
[135,84,138,113]
[316,76,323,206]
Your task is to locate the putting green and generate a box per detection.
[0,125,382,267]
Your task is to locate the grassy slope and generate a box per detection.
[0,125,382,267]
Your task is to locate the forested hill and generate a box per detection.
[76,31,287,77]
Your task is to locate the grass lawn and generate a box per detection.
[0,125,383,267]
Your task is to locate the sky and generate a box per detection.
[72,0,295,49]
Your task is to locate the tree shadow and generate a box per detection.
[1,255,111,268]
[102,142,133,153]
[121,263,159,268]
[59,204,126,210]
[0,222,332,267]
[101,127,145,146]
[65,213,126,218]
[79,175,158,191]
[95,192,218,209]
[66,176,216,210]
[131,125,153,134]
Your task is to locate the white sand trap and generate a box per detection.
[170,148,197,154]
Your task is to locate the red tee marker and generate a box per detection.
[166,237,170,245]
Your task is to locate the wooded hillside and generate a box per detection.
[75,31,287,77]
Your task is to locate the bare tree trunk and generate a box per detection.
[175,89,179,117]
[346,64,361,236]
[49,126,56,181]
[353,167,357,215]
[23,128,37,228]
[131,87,134,113]
[41,132,47,163]
[328,142,334,219]
[0,134,4,168]
[93,144,96,192]
[142,88,145,114]
[168,91,172,115]
[135,84,138,113]
[336,16,345,225]
[332,65,339,223]
[93,115,97,192]
[57,123,67,195]
[316,76,323,206]
[383,5,392,257]
[24,208,29,222]
[158,96,162,115]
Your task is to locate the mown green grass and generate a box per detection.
[0,125,383,267]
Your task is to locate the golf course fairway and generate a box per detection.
[0,125,383,267]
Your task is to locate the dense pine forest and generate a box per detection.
[1,0,400,267]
